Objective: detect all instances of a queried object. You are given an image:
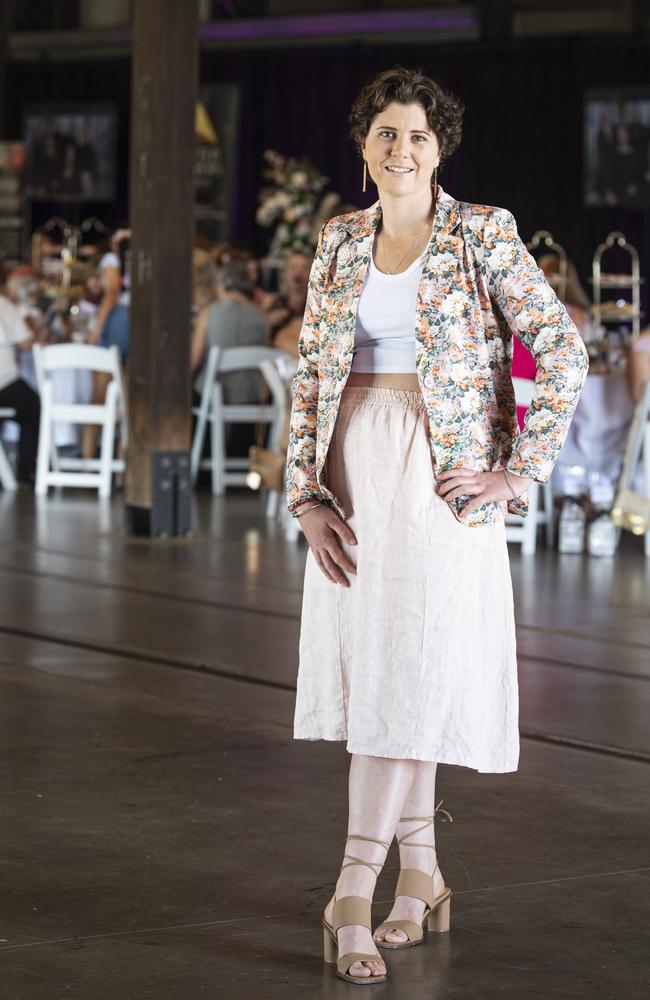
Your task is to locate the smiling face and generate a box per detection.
[361,101,440,198]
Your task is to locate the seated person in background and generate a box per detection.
[192,255,218,317]
[0,262,40,485]
[264,251,311,354]
[192,235,214,268]
[212,245,265,308]
[538,253,592,334]
[74,272,103,336]
[273,314,304,359]
[5,267,44,339]
[191,257,270,458]
[245,255,267,309]
[627,327,650,403]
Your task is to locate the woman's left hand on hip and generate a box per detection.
[436,467,534,519]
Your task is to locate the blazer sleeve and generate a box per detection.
[285,220,331,513]
[484,207,589,483]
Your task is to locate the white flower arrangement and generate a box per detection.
[256,149,334,259]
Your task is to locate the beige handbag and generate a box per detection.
[247,384,290,494]
[248,442,286,493]
[610,382,650,535]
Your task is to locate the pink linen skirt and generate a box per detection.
[293,385,519,773]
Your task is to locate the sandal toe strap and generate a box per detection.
[395,868,435,908]
[375,918,424,943]
[332,895,372,933]
[337,952,385,977]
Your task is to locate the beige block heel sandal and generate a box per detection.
[373,800,454,951]
[322,834,391,985]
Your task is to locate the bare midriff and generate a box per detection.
[345,371,421,392]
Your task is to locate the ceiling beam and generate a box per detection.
[7,7,479,61]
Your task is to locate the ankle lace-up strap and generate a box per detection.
[340,834,391,876]
[397,800,454,848]
[433,800,454,824]
[332,835,392,935]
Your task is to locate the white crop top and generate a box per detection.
[351,247,426,373]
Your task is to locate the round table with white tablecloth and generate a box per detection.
[551,369,638,491]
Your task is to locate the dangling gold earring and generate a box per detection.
[362,160,367,194]
[433,165,439,202]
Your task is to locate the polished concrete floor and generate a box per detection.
[0,488,649,999]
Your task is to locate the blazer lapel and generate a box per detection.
[416,190,486,479]
[416,186,465,357]
[333,185,464,363]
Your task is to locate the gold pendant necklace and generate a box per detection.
[379,222,431,275]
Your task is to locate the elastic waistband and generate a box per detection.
[339,384,427,412]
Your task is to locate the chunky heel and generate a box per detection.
[323,926,337,964]
[427,894,451,933]
[321,833,390,984]
[374,802,454,950]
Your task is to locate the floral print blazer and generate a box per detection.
[286,185,589,528]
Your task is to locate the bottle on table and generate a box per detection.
[587,473,619,557]
[557,464,588,554]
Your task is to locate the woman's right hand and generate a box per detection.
[297,504,358,586]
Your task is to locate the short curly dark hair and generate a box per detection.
[348,66,464,164]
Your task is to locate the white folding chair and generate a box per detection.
[191,345,290,503]
[0,408,18,491]
[264,352,299,528]
[504,377,554,554]
[33,343,128,499]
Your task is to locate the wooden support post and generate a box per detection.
[124,0,198,536]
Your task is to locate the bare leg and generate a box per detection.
[373,760,447,945]
[82,371,112,459]
[323,754,417,979]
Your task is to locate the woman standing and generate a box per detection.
[286,68,588,985]
[90,228,131,360]
[83,228,131,461]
